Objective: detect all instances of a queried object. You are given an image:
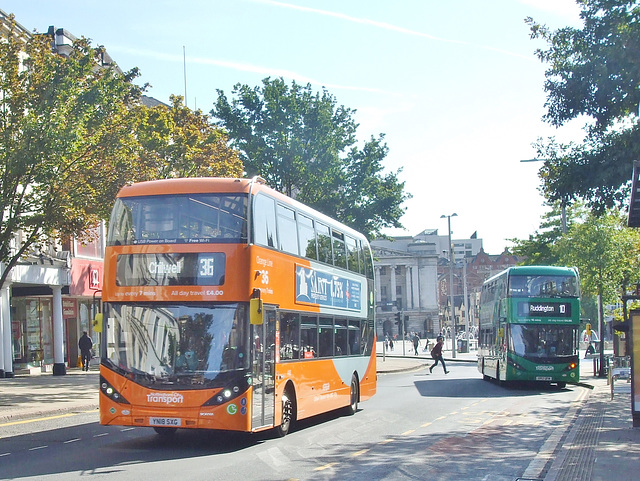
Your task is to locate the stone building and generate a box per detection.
[372,229,522,341]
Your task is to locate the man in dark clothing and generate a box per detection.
[412,334,420,356]
[429,336,449,374]
[79,332,93,371]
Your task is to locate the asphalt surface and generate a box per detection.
[1,347,638,481]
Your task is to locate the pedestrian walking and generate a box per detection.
[79,331,93,371]
[429,336,449,374]
[412,333,420,356]
[389,338,394,351]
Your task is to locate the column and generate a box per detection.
[1,285,12,377]
[390,265,397,308]
[405,265,413,310]
[412,264,421,309]
[52,285,66,376]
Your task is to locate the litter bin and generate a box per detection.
[457,339,468,353]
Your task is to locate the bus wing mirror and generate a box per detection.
[250,298,263,325]
[93,313,103,333]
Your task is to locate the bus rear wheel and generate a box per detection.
[345,374,359,416]
[276,389,295,437]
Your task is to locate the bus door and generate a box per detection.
[251,307,276,430]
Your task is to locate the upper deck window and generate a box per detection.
[508,274,579,298]
[107,194,248,246]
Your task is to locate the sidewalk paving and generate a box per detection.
[0,350,638,481]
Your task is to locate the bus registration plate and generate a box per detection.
[535,376,552,381]
[149,417,181,427]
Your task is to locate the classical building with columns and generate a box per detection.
[371,232,443,340]
[372,229,505,341]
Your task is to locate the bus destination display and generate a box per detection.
[517,301,572,318]
[116,253,225,286]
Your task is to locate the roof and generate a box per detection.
[628,160,640,227]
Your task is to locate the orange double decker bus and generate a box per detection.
[99,177,376,436]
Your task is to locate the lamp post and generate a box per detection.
[441,213,457,359]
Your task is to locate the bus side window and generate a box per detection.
[298,213,317,260]
[346,236,360,273]
[349,320,360,355]
[318,317,334,357]
[316,222,332,265]
[300,315,318,358]
[363,243,374,279]
[277,204,299,255]
[253,194,277,247]
[332,229,347,269]
[280,312,300,360]
[334,319,348,356]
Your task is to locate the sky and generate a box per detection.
[2,0,586,253]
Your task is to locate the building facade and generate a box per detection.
[372,229,522,342]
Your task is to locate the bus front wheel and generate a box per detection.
[276,389,295,437]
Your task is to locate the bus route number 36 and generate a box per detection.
[199,257,216,277]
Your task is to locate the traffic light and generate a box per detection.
[394,311,402,325]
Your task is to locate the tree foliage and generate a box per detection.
[514,208,640,306]
[0,19,243,289]
[212,77,409,238]
[0,20,142,288]
[134,95,243,180]
[527,0,640,211]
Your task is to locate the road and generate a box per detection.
[0,363,590,480]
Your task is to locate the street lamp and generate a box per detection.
[441,213,457,359]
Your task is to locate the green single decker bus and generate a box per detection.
[478,266,580,388]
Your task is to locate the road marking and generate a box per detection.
[401,430,415,435]
[314,463,337,471]
[121,428,135,432]
[351,449,369,457]
[0,412,77,427]
[29,445,48,451]
[435,416,446,421]
[63,438,81,444]
[93,433,109,438]
[379,438,394,444]
[0,452,11,457]
[421,422,432,428]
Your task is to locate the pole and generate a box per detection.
[401,311,406,356]
[463,258,469,353]
[447,215,457,359]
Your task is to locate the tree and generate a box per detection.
[134,95,243,180]
[0,20,244,291]
[527,0,640,211]
[509,201,569,265]
[212,77,409,238]
[0,20,143,290]
[554,211,640,375]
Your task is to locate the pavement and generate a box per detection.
[0,343,638,481]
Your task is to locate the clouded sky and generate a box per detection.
[2,0,586,253]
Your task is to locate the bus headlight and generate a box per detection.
[100,376,130,404]
[202,377,250,406]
